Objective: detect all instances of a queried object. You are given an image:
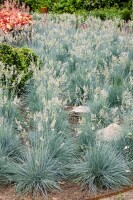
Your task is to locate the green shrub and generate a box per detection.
[89,7,122,20]
[92,10,106,20]
[70,144,130,193]
[17,0,132,13]
[0,43,39,94]
[121,8,131,22]
[52,0,84,14]
[87,0,131,9]
[18,0,53,11]
[89,7,132,20]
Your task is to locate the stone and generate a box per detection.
[97,123,121,141]
[71,106,90,113]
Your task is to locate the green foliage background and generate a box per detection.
[0,0,132,20]
[17,0,132,12]
[0,43,39,94]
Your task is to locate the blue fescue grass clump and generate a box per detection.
[69,143,131,193]
[10,146,63,195]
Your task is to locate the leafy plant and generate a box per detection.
[15,0,132,14]
[92,10,106,20]
[19,0,53,11]
[89,7,124,20]
[121,8,131,22]
[0,0,32,33]
[0,43,39,94]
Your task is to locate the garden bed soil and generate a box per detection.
[1,183,133,200]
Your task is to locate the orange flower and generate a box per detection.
[0,0,32,33]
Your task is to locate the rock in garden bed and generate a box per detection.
[97,123,121,141]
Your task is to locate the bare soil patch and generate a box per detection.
[1,183,133,200]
